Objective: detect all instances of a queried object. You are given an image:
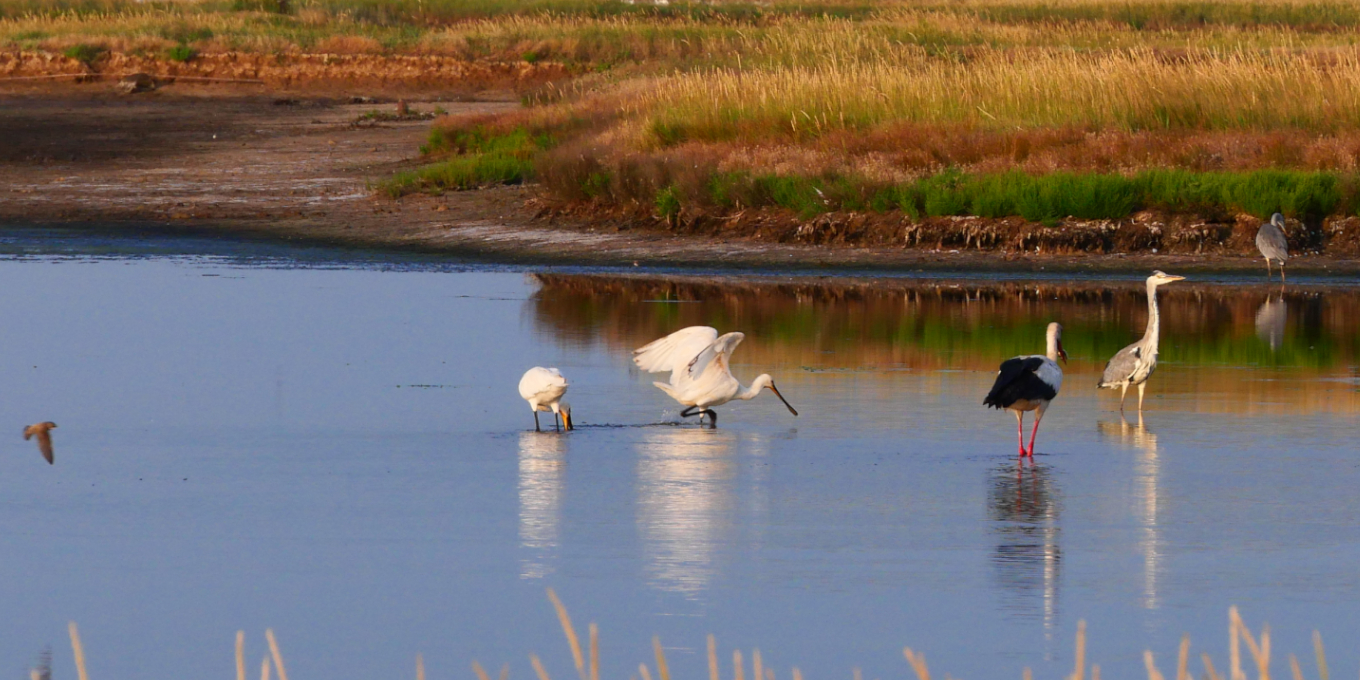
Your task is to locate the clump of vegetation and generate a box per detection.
[166,43,196,61]
[62,42,104,65]
[379,125,554,197]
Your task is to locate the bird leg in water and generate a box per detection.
[1119,383,1128,412]
[1137,382,1147,412]
[680,405,704,425]
[704,409,718,429]
[1280,263,1287,284]
[1026,407,1046,457]
[1265,258,1272,279]
[534,411,541,432]
[554,412,561,432]
[1014,411,1027,457]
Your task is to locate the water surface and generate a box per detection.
[0,230,1357,680]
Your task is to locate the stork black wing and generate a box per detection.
[984,357,1056,409]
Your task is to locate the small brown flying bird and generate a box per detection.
[23,422,57,464]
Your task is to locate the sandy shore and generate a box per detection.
[2,86,1358,276]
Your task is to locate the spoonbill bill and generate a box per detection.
[984,322,1066,458]
[518,367,573,432]
[633,326,797,428]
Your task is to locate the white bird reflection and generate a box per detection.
[518,431,567,579]
[635,427,738,595]
[1255,292,1288,351]
[1098,415,1161,609]
[988,462,1061,630]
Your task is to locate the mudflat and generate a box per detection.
[2,86,1357,275]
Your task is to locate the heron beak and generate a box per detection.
[768,383,798,416]
[562,411,573,431]
[1167,275,1186,282]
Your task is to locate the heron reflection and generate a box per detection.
[518,431,567,579]
[636,427,737,595]
[988,461,1061,628]
[1255,291,1288,351]
[1097,415,1161,609]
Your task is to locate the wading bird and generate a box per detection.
[518,367,573,432]
[23,421,57,464]
[1256,213,1289,282]
[984,322,1066,458]
[633,326,797,428]
[1098,271,1185,412]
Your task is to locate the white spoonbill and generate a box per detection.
[633,326,797,428]
[518,367,573,432]
[984,322,1067,458]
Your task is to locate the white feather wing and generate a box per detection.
[519,366,568,402]
[633,326,719,374]
[674,332,745,389]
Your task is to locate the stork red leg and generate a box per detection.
[1014,411,1026,457]
[1025,408,1046,457]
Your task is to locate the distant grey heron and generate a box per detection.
[1098,271,1185,412]
[1256,213,1289,282]
[984,322,1067,458]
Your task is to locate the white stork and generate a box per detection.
[984,322,1067,458]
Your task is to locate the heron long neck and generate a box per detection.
[1143,280,1162,353]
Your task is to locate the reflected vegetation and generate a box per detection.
[988,462,1061,627]
[518,432,567,580]
[1098,416,1161,610]
[529,274,1360,414]
[635,427,737,595]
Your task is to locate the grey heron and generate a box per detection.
[1098,271,1185,412]
[984,322,1067,458]
[1256,213,1289,282]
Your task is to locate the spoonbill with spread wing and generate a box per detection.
[633,326,797,428]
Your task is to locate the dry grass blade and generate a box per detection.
[1073,620,1088,680]
[1236,614,1271,680]
[590,625,600,680]
[793,669,803,680]
[419,654,427,680]
[754,649,763,680]
[903,648,931,680]
[640,664,654,680]
[261,656,272,680]
[1204,654,1224,680]
[653,638,672,680]
[853,667,862,680]
[30,669,39,680]
[547,589,587,680]
[735,651,745,680]
[68,622,89,680]
[474,661,493,680]
[1289,655,1303,680]
[501,664,509,680]
[1231,608,1244,680]
[237,631,246,680]
[531,655,552,680]
[1145,651,1166,680]
[1178,636,1191,680]
[1093,665,1102,680]
[709,636,720,680]
[266,630,289,680]
[1023,668,1032,680]
[1312,632,1329,680]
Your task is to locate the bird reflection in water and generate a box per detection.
[1255,290,1288,351]
[1097,415,1161,610]
[636,427,738,595]
[518,431,568,579]
[988,461,1061,630]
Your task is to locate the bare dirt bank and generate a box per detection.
[1,89,1359,276]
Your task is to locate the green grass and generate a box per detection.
[61,41,104,63]
[660,167,1357,222]
[380,126,554,197]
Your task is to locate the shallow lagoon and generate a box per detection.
[0,230,1357,680]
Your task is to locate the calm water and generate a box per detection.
[0,230,1358,680]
